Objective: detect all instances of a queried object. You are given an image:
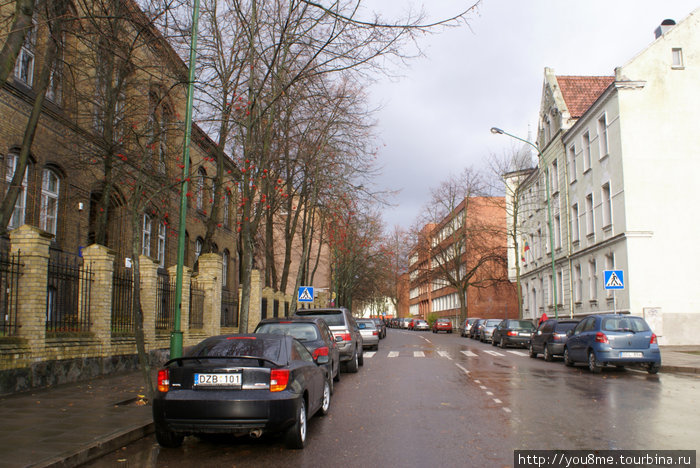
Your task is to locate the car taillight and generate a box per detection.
[372,331,379,336]
[553,334,562,341]
[650,333,657,345]
[334,333,351,342]
[507,331,517,336]
[157,369,169,393]
[595,332,609,344]
[312,346,329,360]
[270,369,290,392]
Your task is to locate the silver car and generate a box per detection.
[295,308,364,373]
[480,319,504,343]
[357,319,380,350]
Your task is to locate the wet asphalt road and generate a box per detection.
[84,328,700,468]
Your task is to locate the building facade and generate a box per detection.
[511,9,700,344]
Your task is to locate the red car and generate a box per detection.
[432,318,453,334]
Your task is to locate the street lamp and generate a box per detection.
[490,127,558,318]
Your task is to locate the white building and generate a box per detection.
[509,9,700,345]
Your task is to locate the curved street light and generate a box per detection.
[491,126,558,318]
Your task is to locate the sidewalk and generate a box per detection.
[0,347,699,468]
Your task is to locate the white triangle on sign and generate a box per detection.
[299,288,313,301]
[606,272,623,288]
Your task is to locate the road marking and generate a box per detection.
[438,350,452,360]
[414,351,425,357]
[507,350,528,357]
[420,336,432,343]
[486,391,493,396]
[364,351,376,358]
[455,363,470,375]
[479,385,488,390]
[503,407,512,413]
[461,350,477,357]
[483,350,505,357]
[388,351,399,358]
[474,379,481,384]
[493,398,502,404]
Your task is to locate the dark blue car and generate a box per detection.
[563,314,661,374]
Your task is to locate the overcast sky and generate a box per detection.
[362,0,699,232]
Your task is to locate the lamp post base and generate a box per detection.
[170,331,183,359]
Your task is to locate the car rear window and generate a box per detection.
[602,316,650,333]
[485,319,502,326]
[295,310,346,327]
[554,322,578,333]
[510,320,534,329]
[255,323,320,341]
[187,336,282,361]
[358,321,376,330]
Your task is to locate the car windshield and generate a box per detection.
[255,323,320,342]
[187,336,282,361]
[602,316,650,333]
[295,310,345,326]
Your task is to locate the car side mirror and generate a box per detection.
[316,355,329,365]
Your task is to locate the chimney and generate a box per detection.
[654,19,676,38]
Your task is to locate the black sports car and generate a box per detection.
[153,333,331,449]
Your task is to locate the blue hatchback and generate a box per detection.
[563,314,661,374]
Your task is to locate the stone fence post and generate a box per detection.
[197,253,222,337]
[139,256,158,348]
[10,226,52,359]
[82,244,115,352]
[243,269,262,333]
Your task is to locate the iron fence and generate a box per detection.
[261,298,268,319]
[111,266,135,335]
[0,250,21,336]
[221,287,238,327]
[273,299,279,318]
[189,280,204,329]
[46,250,92,333]
[155,271,174,331]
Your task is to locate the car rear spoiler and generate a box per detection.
[164,355,284,368]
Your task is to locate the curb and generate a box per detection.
[661,365,700,375]
[34,421,154,468]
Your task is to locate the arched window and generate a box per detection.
[142,214,152,256]
[196,168,206,211]
[157,222,166,268]
[40,168,60,235]
[6,153,28,230]
[223,191,230,227]
[195,236,203,260]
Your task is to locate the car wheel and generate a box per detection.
[319,380,331,416]
[587,350,602,373]
[358,348,364,366]
[155,424,184,448]
[543,344,553,362]
[285,399,307,449]
[499,338,507,349]
[491,338,497,347]
[345,350,359,373]
[564,347,574,367]
[647,363,661,375]
[529,343,537,358]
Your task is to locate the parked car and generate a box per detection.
[491,319,536,348]
[469,319,486,339]
[254,317,341,387]
[414,319,430,331]
[529,319,580,361]
[432,318,453,333]
[479,319,503,343]
[563,314,661,374]
[294,307,364,373]
[371,318,386,339]
[460,318,480,337]
[153,333,330,449]
[357,319,380,350]
[401,318,412,329]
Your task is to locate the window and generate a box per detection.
[157,222,166,268]
[222,249,230,286]
[605,253,615,299]
[47,34,64,104]
[574,264,582,303]
[142,214,152,257]
[539,277,545,309]
[568,145,576,183]
[597,114,608,158]
[588,258,598,302]
[223,191,230,227]
[601,183,612,228]
[571,203,580,243]
[40,169,60,235]
[196,168,205,211]
[582,132,591,172]
[672,48,684,68]
[554,214,561,249]
[551,160,559,194]
[195,237,203,260]
[557,270,564,307]
[158,111,169,173]
[547,275,553,306]
[6,154,27,230]
[14,21,36,86]
[585,193,594,237]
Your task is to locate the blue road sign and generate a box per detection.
[298,286,314,302]
[604,270,624,290]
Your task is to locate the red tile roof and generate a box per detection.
[556,76,614,118]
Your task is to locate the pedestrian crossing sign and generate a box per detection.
[604,270,624,290]
[298,286,314,302]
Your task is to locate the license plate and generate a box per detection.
[194,373,241,387]
[619,352,643,358]
[519,332,530,336]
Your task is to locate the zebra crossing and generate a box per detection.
[361,348,529,360]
